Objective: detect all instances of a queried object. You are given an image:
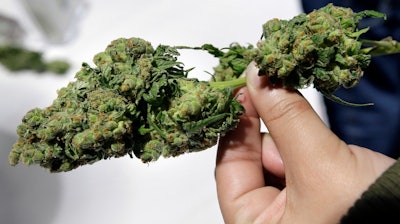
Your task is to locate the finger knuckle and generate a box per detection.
[265,96,311,125]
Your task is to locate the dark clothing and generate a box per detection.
[341,159,400,223]
[301,0,400,158]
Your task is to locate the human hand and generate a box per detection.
[215,63,396,224]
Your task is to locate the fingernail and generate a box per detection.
[235,88,247,103]
[239,61,257,78]
[245,62,265,89]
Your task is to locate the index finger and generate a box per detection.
[215,87,282,223]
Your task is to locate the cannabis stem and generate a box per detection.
[361,38,400,56]
[209,77,246,90]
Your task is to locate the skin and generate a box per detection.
[215,62,396,224]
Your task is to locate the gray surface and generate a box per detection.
[0,130,61,224]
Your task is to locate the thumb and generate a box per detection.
[245,62,343,173]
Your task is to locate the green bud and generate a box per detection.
[10,4,396,172]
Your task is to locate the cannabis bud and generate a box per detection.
[252,3,386,104]
[0,45,70,74]
[198,4,389,105]
[9,37,243,172]
[9,4,400,172]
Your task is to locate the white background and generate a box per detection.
[0,1,326,223]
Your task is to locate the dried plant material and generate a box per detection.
[9,4,400,172]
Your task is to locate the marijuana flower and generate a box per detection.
[9,37,243,172]
[0,45,70,74]
[197,3,395,105]
[9,4,400,172]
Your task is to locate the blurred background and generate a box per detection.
[0,0,326,223]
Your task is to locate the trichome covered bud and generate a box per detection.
[9,37,243,172]
[252,3,386,104]
[0,45,70,74]
[9,4,400,172]
[188,5,388,105]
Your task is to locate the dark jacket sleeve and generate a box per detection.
[340,159,400,223]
